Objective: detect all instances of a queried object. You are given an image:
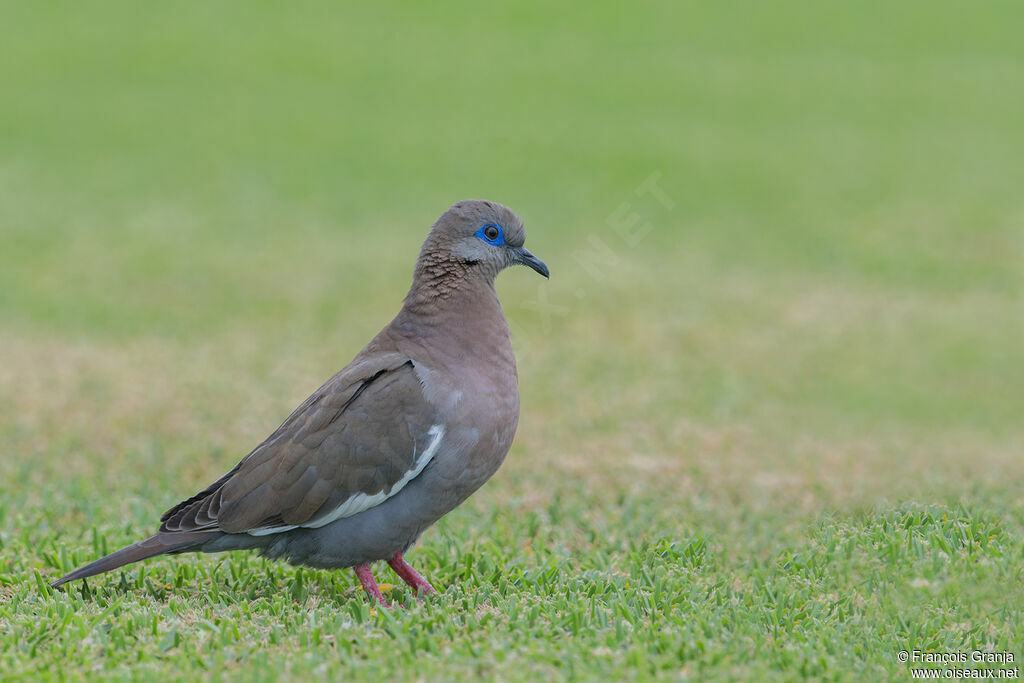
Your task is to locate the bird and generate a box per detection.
[51,199,549,605]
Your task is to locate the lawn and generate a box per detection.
[2,1,1023,680]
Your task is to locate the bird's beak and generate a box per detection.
[514,247,550,279]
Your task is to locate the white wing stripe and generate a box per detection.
[248,524,298,537]
[246,424,445,536]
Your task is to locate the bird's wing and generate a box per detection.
[159,352,442,535]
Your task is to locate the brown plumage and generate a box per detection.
[52,200,549,604]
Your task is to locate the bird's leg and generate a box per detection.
[353,564,388,606]
[386,552,436,596]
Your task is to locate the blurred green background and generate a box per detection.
[1,1,1022,678]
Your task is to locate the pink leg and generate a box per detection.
[353,564,387,606]
[386,552,436,596]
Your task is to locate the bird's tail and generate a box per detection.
[50,531,221,588]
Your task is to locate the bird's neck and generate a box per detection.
[404,249,501,306]
[392,263,514,369]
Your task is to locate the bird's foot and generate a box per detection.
[386,552,436,597]
[353,563,389,607]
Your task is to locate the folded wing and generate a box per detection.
[159,354,441,536]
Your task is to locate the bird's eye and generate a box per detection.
[475,223,505,245]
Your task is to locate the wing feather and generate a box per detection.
[159,353,441,535]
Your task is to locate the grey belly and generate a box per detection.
[200,442,506,569]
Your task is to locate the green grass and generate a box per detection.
[2,0,1023,680]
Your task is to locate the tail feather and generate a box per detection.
[51,531,222,588]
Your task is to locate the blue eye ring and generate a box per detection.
[475,223,505,246]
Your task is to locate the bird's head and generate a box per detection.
[419,200,549,284]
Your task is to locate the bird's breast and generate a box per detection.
[411,348,519,494]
